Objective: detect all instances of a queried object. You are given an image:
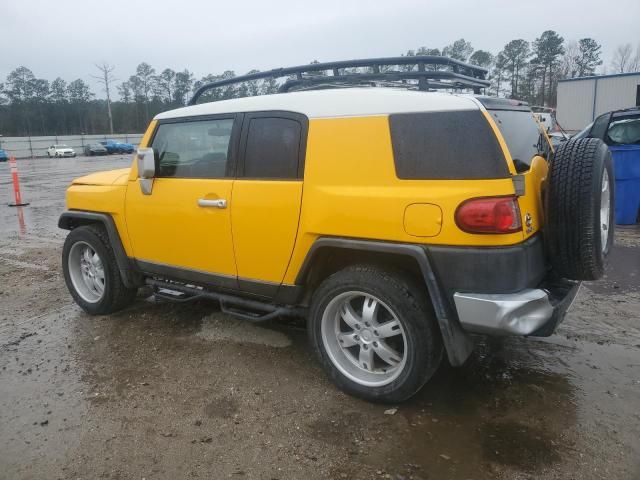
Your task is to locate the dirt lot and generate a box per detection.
[1,156,639,480]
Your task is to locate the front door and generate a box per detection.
[125,115,240,288]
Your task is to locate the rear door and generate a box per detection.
[230,112,307,296]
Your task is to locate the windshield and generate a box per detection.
[488,109,548,171]
[54,144,68,148]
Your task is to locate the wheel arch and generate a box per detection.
[296,237,474,366]
[58,211,142,288]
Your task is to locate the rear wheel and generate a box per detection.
[545,137,614,280]
[309,265,442,403]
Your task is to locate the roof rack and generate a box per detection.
[188,56,490,106]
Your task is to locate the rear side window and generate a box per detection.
[242,117,303,179]
[390,110,509,180]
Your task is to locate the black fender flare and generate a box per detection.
[296,237,474,366]
[58,211,142,288]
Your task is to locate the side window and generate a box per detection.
[390,110,510,179]
[152,118,234,178]
[588,114,610,140]
[242,117,302,179]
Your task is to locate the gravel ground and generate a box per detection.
[0,156,639,480]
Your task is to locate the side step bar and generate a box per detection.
[146,278,306,323]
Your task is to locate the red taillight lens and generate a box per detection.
[455,196,522,234]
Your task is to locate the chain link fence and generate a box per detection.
[0,134,144,158]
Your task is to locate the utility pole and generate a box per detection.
[93,63,117,135]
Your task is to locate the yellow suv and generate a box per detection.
[59,57,614,402]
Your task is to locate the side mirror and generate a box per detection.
[136,147,155,195]
[137,147,155,178]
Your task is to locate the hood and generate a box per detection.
[71,168,131,186]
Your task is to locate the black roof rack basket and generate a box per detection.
[188,56,490,106]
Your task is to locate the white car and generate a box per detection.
[47,145,76,158]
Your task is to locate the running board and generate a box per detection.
[146,278,305,323]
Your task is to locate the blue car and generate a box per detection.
[0,149,8,162]
[99,140,135,154]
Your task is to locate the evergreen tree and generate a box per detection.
[501,39,530,99]
[442,39,473,62]
[576,38,602,76]
[532,30,565,106]
[469,50,493,69]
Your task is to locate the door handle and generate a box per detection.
[198,198,227,209]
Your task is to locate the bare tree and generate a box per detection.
[630,44,640,72]
[92,63,117,134]
[611,44,633,73]
[559,40,579,78]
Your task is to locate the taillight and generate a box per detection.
[455,196,522,234]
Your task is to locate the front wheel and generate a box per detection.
[309,265,443,403]
[62,225,137,315]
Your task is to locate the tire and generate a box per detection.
[308,264,443,403]
[62,224,137,315]
[545,137,614,280]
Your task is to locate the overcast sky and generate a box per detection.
[1,0,639,98]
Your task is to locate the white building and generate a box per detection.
[556,72,640,131]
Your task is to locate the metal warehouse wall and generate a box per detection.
[594,75,640,118]
[557,73,640,131]
[0,133,143,159]
[557,79,595,131]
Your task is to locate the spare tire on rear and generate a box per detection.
[545,137,614,281]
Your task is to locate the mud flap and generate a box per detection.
[420,252,475,366]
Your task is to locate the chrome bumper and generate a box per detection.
[453,283,580,336]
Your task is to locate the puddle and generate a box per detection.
[198,313,292,348]
[313,337,578,479]
[585,243,640,294]
[480,420,561,470]
[0,304,88,479]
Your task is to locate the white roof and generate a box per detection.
[154,88,479,121]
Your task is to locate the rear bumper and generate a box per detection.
[427,234,548,296]
[453,278,580,336]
